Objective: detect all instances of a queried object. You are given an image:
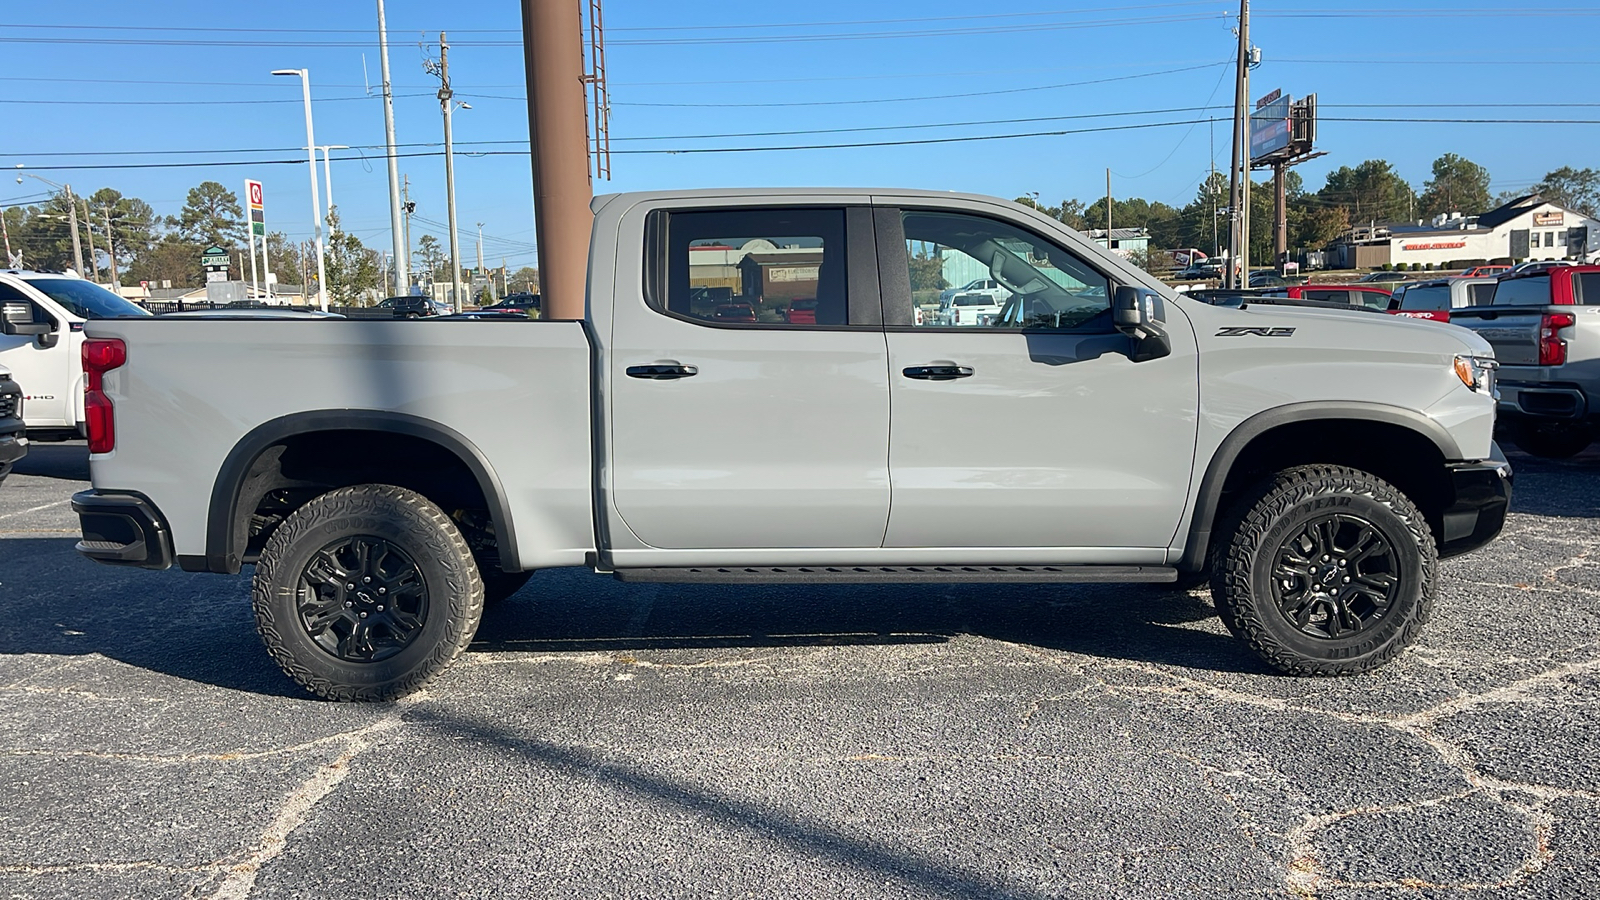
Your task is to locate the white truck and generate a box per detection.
[0,362,23,486]
[61,189,1511,701]
[0,270,153,438]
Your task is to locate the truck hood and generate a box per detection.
[1196,299,1495,358]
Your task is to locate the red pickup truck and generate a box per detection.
[1257,284,1394,311]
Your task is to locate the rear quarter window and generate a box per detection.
[1578,273,1600,305]
[1400,285,1450,311]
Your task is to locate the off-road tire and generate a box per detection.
[481,570,533,606]
[1511,421,1592,459]
[252,484,483,701]
[1210,465,1436,676]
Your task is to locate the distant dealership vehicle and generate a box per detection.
[1451,265,1600,457]
[1258,284,1394,311]
[1388,278,1498,323]
[479,292,540,316]
[0,364,24,486]
[0,270,152,436]
[1356,271,1412,285]
[1460,265,1511,278]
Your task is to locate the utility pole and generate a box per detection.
[427,33,466,313]
[1226,0,1250,289]
[376,0,409,294]
[1273,161,1288,273]
[1105,168,1112,250]
[81,197,97,282]
[102,205,119,288]
[316,145,348,221]
[475,221,485,299]
[1,209,13,268]
[60,186,85,278]
[401,175,414,290]
[521,0,594,321]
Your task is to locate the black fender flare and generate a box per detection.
[199,410,519,575]
[1177,401,1461,572]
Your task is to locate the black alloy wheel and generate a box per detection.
[298,537,429,663]
[1271,514,1398,640]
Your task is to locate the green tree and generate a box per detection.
[125,236,204,289]
[507,266,539,293]
[414,234,445,282]
[1318,160,1416,224]
[175,181,244,247]
[907,248,946,291]
[1418,153,1492,217]
[323,208,381,304]
[263,232,304,290]
[89,188,156,283]
[1532,166,1600,218]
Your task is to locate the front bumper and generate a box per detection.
[1438,443,1513,559]
[0,423,25,481]
[71,490,174,570]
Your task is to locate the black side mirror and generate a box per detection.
[1,302,51,338]
[1112,286,1172,363]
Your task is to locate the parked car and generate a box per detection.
[1356,271,1412,285]
[0,270,152,438]
[1387,278,1498,323]
[937,278,1002,305]
[945,287,1011,326]
[1460,265,1511,278]
[1503,260,1578,278]
[375,295,444,318]
[1257,284,1395,311]
[1175,261,1223,280]
[783,299,819,325]
[479,292,540,316]
[72,186,1509,701]
[0,363,24,487]
[1247,271,1292,288]
[1451,265,1600,458]
[711,302,757,323]
[159,309,345,319]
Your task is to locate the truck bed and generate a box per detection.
[82,318,597,569]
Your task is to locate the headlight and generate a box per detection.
[1454,355,1497,394]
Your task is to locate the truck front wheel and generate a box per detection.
[1212,465,1436,676]
[252,484,484,701]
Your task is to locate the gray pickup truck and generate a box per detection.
[65,188,1511,701]
[1451,265,1600,458]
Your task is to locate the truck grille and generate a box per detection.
[0,393,15,419]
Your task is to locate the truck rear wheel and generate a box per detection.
[1212,465,1435,676]
[1510,421,1591,459]
[252,484,484,701]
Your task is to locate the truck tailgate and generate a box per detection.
[1450,308,1544,365]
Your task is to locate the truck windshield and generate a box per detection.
[22,277,152,319]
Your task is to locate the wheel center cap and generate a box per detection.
[356,590,374,604]
[1319,567,1340,586]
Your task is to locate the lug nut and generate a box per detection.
[376,605,385,612]
[347,583,355,589]
[363,576,372,584]
[1322,555,1330,562]
[344,601,353,608]
[378,587,387,595]
[1343,576,1351,583]
[359,612,368,618]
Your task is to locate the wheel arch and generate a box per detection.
[1178,402,1462,572]
[198,410,519,575]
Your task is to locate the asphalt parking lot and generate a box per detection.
[1,441,1597,899]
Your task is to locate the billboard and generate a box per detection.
[1250,90,1292,164]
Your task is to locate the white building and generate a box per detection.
[1383,195,1599,268]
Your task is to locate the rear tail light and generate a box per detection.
[82,338,126,454]
[1539,313,1575,367]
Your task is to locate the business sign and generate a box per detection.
[1249,91,1293,163]
[200,245,231,268]
[1400,241,1468,252]
[1534,211,1564,227]
[245,179,266,236]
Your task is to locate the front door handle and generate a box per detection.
[902,364,974,381]
[626,362,699,380]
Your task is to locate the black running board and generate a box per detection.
[611,565,1177,585]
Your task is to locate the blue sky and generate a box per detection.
[4,1,1598,270]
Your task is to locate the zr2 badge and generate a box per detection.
[1215,327,1295,337]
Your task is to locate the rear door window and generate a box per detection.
[1303,289,1349,305]
[656,207,849,327]
[1578,273,1600,305]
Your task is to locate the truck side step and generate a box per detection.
[611,565,1177,585]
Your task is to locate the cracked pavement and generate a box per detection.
[1,441,1597,899]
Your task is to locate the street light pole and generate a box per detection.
[16,167,85,277]
[273,68,328,310]
[476,221,485,299]
[377,0,410,294]
[316,145,349,221]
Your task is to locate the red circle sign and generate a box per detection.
[249,183,263,206]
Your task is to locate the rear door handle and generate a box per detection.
[626,362,699,380]
[902,364,974,381]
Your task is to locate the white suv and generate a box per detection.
[0,271,152,436]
